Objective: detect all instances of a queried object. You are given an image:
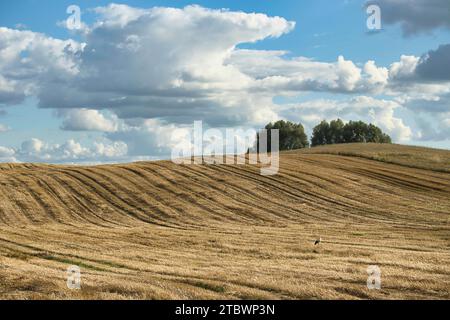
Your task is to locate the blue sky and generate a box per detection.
[1,0,450,162]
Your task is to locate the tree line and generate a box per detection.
[257,119,391,151]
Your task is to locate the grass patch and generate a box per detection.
[181,279,227,293]
[194,281,226,293]
[33,252,107,272]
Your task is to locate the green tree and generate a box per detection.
[311,120,330,147]
[342,121,369,143]
[311,119,345,146]
[329,119,345,144]
[367,124,392,143]
[258,120,309,152]
[311,119,392,146]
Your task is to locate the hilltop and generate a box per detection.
[0,143,449,299]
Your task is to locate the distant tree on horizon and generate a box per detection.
[257,120,309,152]
[311,119,391,147]
[311,119,345,147]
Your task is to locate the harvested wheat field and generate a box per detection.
[0,143,449,300]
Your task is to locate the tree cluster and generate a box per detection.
[311,119,391,147]
[256,119,391,152]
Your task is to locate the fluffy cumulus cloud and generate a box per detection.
[58,109,119,132]
[36,5,294,127]
[21,138,126,162]
[0,3,450,163]
[0,4,396,112]
[388,55,420,81]
[367,0,450,36]
[0,138,128,163]
[0,145,16,162]
[377,42,450,142]
[106,118,192,157]
[0,27,83,105]
[227,50,389,94]
[387,45,450,84]
[281,96,412,142]
[0,5,295,129]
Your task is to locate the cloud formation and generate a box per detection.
[1,3,450,162]
[58,109,119,132]
[228,50,389,94]
[415,44,450,81]
[0,138,129,163]
[368,0,450,36]
[280,96,412,142]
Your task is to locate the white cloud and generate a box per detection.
[20,138,44,154]
[371,107,412,142]
[388,55,420,81]
[414,113,450,141]
[388,45,450,85]
[363,60,389,88]
[0,146,15,157]
[106,118,192,157]
[14,138,128,163]
[1,3,450,161]
[92,3,150,28]
[33,4,294,128]
[335,56,361,91]
[0,27,83,105]
[228,51,387,94]
[59,109,119,132]
[93,141,128,158]
[281,96,412,142]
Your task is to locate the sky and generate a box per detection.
[0,0,450,163]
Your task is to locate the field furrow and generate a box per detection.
[0,144,449,299]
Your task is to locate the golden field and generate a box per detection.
[0,143,449,299]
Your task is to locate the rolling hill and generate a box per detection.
[0,143,449,299]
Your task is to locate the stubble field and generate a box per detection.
[0,143,449,299]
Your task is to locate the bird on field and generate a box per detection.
[314,237,322,246]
